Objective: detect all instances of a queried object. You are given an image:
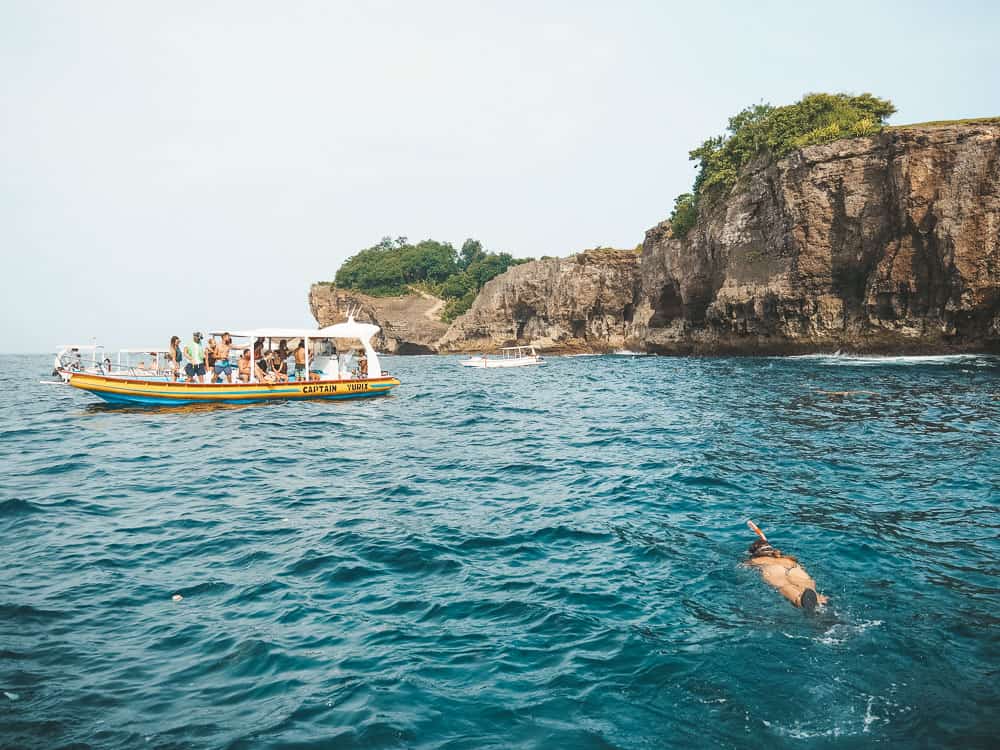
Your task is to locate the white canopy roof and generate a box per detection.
[213,319,381,342]
[319,320,381,340]
[212,327,325,339]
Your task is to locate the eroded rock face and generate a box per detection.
[436,250,642,352]
[313,123,999,354]
[635,123,1000,353]
[308,285,448,354]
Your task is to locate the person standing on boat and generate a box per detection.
[167,336,182,381]
[357,350,368,379]
[183,331,206,383]
[293,342,306,381]
[212,332,235,383]
[204,335,218,376]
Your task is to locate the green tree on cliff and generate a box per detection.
[670,92,896,238]
[459,238,487,269]
[334,237,531,321]
[668,193,698,239]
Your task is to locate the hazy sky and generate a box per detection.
[2,0,998,352]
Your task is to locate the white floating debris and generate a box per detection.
[3,691,20,701]
[172,594,183,602]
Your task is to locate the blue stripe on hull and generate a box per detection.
[91,390,392,406]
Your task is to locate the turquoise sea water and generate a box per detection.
[1,353,998,749]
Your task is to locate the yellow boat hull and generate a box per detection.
[66,372,400,406]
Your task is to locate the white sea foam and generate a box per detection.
[815,619,884,646]
[863,695,879,732]
[785,352,992,366]
[768,692,893,741]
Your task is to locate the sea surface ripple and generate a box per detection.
[1,353,998,749]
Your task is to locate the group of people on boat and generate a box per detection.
[162,331,367,384]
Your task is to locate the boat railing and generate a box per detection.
[98,361,169,378]
[63,356,388,384]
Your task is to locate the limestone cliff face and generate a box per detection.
[438,122,999,354]
[436,250,642,352]
[313,123,999,354]
[636,123,1000,353]
[308,285,448,354]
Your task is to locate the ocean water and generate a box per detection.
[1,353,998,749]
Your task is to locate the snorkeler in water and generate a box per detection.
[745,520,828,612]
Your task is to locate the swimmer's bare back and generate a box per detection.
[745,520,828,611]
[747,555,828,610]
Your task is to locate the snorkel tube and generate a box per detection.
[746,520,779,556]
[747,519,768,543]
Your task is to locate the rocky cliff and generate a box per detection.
[436,249,642,352]
[634,122,1000,354]
[438,122,1000,354]
[312,122,1000,354]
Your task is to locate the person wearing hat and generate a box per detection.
[745,521,828,612]
[183,331,207,383]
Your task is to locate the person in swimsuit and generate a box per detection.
[293,342,306,380]
[205,336,218,372]
[253,341,268,376]
[167,336,182,381]
[237,349,252,382]
[271,351,289,382]
[746,521,828,612]
[212,333,234,383]
[357,350,368,379]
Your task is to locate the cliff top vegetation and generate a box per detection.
[889,116,1000,129]
[669,92,897,239]
[333,237,531,321]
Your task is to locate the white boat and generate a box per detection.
[460,346,545,368]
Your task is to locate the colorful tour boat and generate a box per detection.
[63,316,400,406]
